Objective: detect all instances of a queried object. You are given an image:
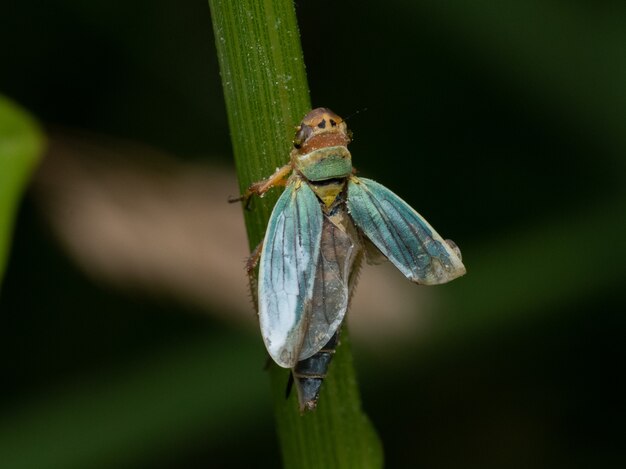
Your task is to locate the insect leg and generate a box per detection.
[229,163,292,209]
[245,240,263,273]
[285,372,294,398]
[245,240,263,311]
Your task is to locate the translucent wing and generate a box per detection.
[298,213,359,361]
[347,177,466,285]
[258,180,323,368]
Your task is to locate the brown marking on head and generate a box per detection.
[292,107,351,154]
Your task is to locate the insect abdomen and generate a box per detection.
[292,332,339,411]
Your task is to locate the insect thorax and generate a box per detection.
[293,146,352,208]
[293,146,352,182]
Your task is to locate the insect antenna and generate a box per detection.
[340,107,368,123]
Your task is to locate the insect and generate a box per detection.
[232,108,466,411]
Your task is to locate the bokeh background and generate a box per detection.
[2,1,625,467]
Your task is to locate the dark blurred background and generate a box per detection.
[1,1,625,468]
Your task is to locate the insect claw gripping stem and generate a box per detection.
[229,163,293,210]
[228,189,255,210]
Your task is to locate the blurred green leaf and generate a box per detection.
[0,96,44,287]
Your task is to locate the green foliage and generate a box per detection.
[0,96,44,287]
[208,1,383,467]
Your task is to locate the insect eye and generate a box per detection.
[293,124,312,148]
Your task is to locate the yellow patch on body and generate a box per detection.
[310,181,345,208]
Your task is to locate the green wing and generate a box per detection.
[347,177,466,285]
[258,180,323,368]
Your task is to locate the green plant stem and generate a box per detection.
[208,1,382,467]
[209,0,310,244]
